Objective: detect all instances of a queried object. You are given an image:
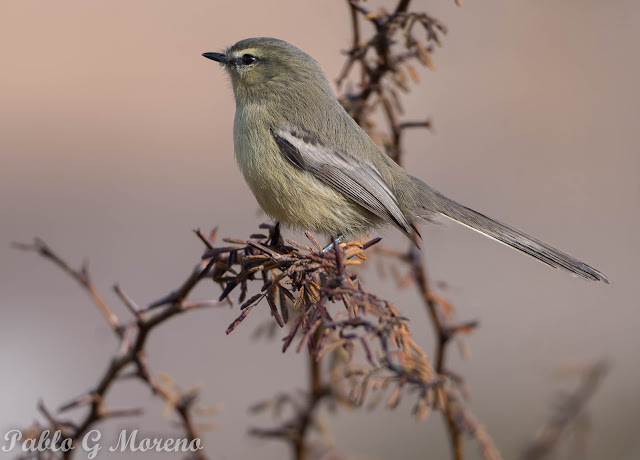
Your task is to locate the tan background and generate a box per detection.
[2,1,639,459]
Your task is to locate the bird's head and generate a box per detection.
[203,37,332,104]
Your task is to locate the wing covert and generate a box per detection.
[272,127,416,241]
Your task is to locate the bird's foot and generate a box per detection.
[268,222,282,247]
[322,234,345,252]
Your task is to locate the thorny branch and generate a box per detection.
[338,0,446,163]
[16,224,443,460]
[334,1,502,460]
[14,232,226,460]
[206,225,442,459]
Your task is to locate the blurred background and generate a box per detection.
[1,0,638,459]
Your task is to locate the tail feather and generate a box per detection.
[425,190,608,283]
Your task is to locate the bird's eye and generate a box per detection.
[241,54,257,65]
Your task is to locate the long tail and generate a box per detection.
[416,182,608,283]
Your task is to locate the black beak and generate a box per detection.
[202,52,228,64]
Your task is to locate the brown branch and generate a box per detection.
[335,2,505,459]
[213,230,440,456]
[292,346,330,460]
[16,238,221,460]
[13,239,120,333]
[394,0,412,16]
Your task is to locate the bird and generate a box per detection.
[202,37,608,283]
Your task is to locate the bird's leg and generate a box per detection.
[322,234,345,253]
[268,221,282,247]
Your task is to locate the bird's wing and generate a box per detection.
[272,126,417,241]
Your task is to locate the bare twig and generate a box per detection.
[521,361,610,460]
[13,239,120,333]
[16,238,221,460]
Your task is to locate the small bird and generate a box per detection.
[203,37,607,283]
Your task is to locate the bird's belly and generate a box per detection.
[236,142,378,237]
